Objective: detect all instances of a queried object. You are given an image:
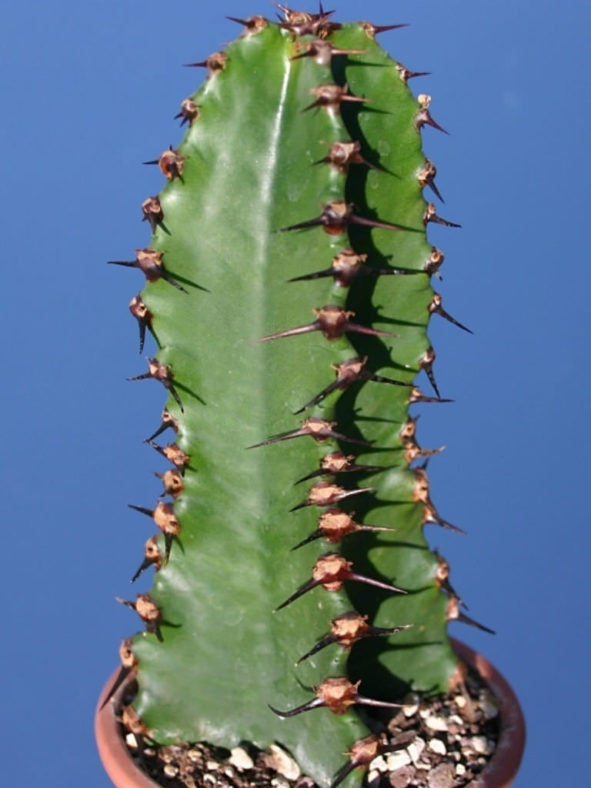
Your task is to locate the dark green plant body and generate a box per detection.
[110,8,474,787]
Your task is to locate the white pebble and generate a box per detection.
[369,755,387,772]
[407,737,426,764]
[271,777,290,788]
[428,738,447,756]
[455,763,466,777]
[385,750,411,770]
[470,736,494,755]
[368,769,379,783]
[425,715,448,732]
[125,733,137,749]
[480,697,500,720]
[229,747,254,771]
[163,764,178,778]
[453,695,466,708]
[206,760,219,771]
[268,744,301,780]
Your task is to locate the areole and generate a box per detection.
[95,640,526,788]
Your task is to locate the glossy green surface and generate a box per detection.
[125,17,458,787]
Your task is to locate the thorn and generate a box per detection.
[331,736,382,788]
[109,249,187,292]
[155,468,184,498]
[141,196,165,232]
[269,698,325,718]
[423,503,466,535]
[280,201,404,236]
[296,612,411,664]
[273,2,338,36]
[418,348,440,398]
[400,414,445,464]
[271,678,401,720]
[116,593,163,641]
[291,41,365,68]
[315,140,376,174]
[258,306,397,344]
[303,84,367,115]
[396,63,430,83]
[145,409,178,443]
[290,481,373,512]
[417,159,444,202]
[423,203,461,229]
[185,51,228,78]
[415,94,449,134]
[128,296,152,354]
[143,145,185,181]
[360,22,408,40]
[434,549,466,608]
[428,293,472,333]
[275,553,406,611]
[289,248,410,287]
[447,596,495,634]
[248,417,371,450]
[424,247,445,278]
[128,501,181,560]
[294,356,410,414]
[409,387,453,405]
[146,441,190,473]
[127,358,184,413]
[295,451,386,484]
[226,15,268,35]
[99,639,138,709]
[174,98,199,126]
[131,535,162,583]
[413,470,465,535]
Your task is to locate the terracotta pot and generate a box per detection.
[95,639,525,788]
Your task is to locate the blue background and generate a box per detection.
[1,0,588,785]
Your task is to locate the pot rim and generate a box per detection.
[95,638,525,788]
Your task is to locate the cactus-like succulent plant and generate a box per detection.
[104,4,494,786]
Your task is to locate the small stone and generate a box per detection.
[271,777,290,788]
[223,766,235,778]
[427,762,454,788]
[385,750,411,770]
[368,769,380,783]
[203,775,216,784]
[125,733,137,749]
[428,738,447,756]
[479,692,500,720]
[267,745,301,781]
[453,694,466,708]
[455,763,466,777]
[407,737,426,764]
[229,747,254,771]
[188,749,201,763]
[163,764,179,778]
[402,692,420,717]
[470,736,494,755]
[425,715,448,732]
[206,760,219,771]
[370,755,388,772]
[389,765,416,788]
